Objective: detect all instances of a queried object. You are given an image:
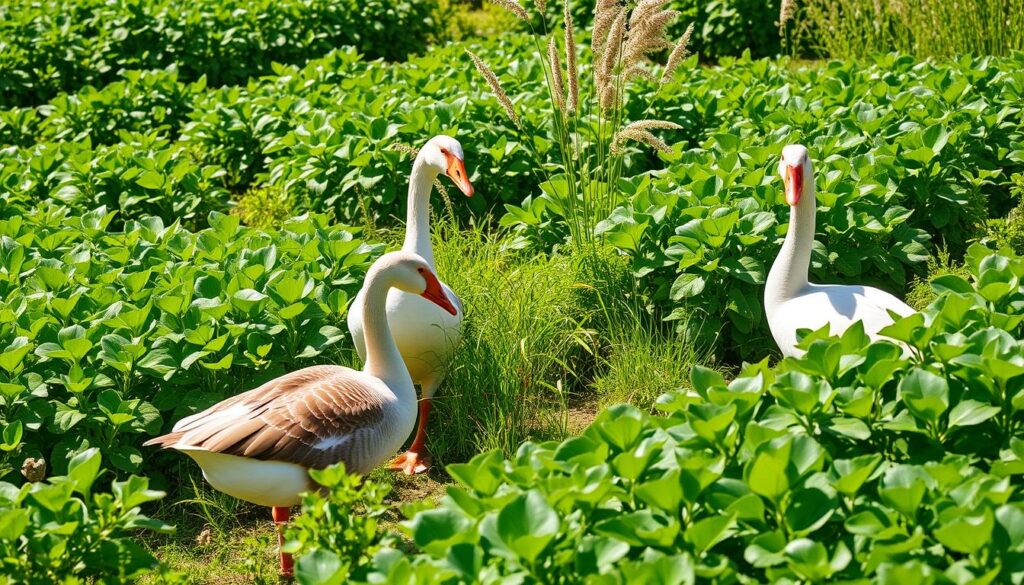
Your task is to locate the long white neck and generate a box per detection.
[360,277,415,395]
[402,155,439,269]
[766,171,816,307]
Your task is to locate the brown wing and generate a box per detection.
[144,365,388,469]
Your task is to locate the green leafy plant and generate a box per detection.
[0,205,381,483]
[0,0,442,108]
[283,463,394,584]
[0,448,175,582]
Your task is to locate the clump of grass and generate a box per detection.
[796,0,1024,58]
[428,224,597,464]
[906,246,972,310]
[985,173,1024,254]
[592,306,698,410]
[466,0,694,252]
[231,186,295,229]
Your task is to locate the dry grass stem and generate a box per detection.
[662,22,694,83]
[779,0,796,30]
[564,2,578,112]
[547,37,566,113]
[466,49,522,128]
[488,0,530,22]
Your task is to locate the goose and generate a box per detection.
[347,135,473,475]
[764,144,916,357]
[144,252,457,577]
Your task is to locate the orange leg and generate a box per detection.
[272,506,293,578]
[389,398,433,474]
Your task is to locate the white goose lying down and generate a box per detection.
[764,144,917,357]
[144,252,457,577]
[348,135,473,475]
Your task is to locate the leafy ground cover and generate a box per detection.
[0,0,442,108]
[0,206,380,485]
[1,1,1023,582]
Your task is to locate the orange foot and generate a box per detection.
[389,450,431,475]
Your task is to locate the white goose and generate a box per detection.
[347,135,472,475]
[145,252,457,577]
[765,144,916,357]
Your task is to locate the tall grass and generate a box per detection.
[592,301,702,410]
[795,0,1024,58]
[466,0,693,252]
[428,222,597,464]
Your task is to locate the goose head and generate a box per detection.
[420,135,474,197]
[370,251,458,315]
[778,144,812,206]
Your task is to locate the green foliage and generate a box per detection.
[697,0,783,59]
[573,53,1023,359]
[0,206,380,482]
[284,463,394,585]
[797,0,1024,59]
[0,0,442,108]
[233,186,298,230]
[357,244,1024,583]
[0,448,175,582]
[986,173,1024,255]
[906,247,972,310]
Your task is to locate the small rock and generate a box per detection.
[196,527,213,546]
[21,458,45,483]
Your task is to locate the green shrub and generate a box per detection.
[0,448,175,582]
[357,243,1024,583]
[0,206,381,484]
[284,463,394,584]
[233,186,298,230]
[0,0,442,108]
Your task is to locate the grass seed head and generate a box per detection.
[564,2,579,112]
[548,37,566,113]
[662,22,694,84]
[466,49,522,128]
[597,8,626,108]
[488,0,530,22]
[612,121,680,154]
[779,0,797,30]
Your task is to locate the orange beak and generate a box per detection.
[420,270,458,316]
[445,154,474,197]
[785,164,803,206]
